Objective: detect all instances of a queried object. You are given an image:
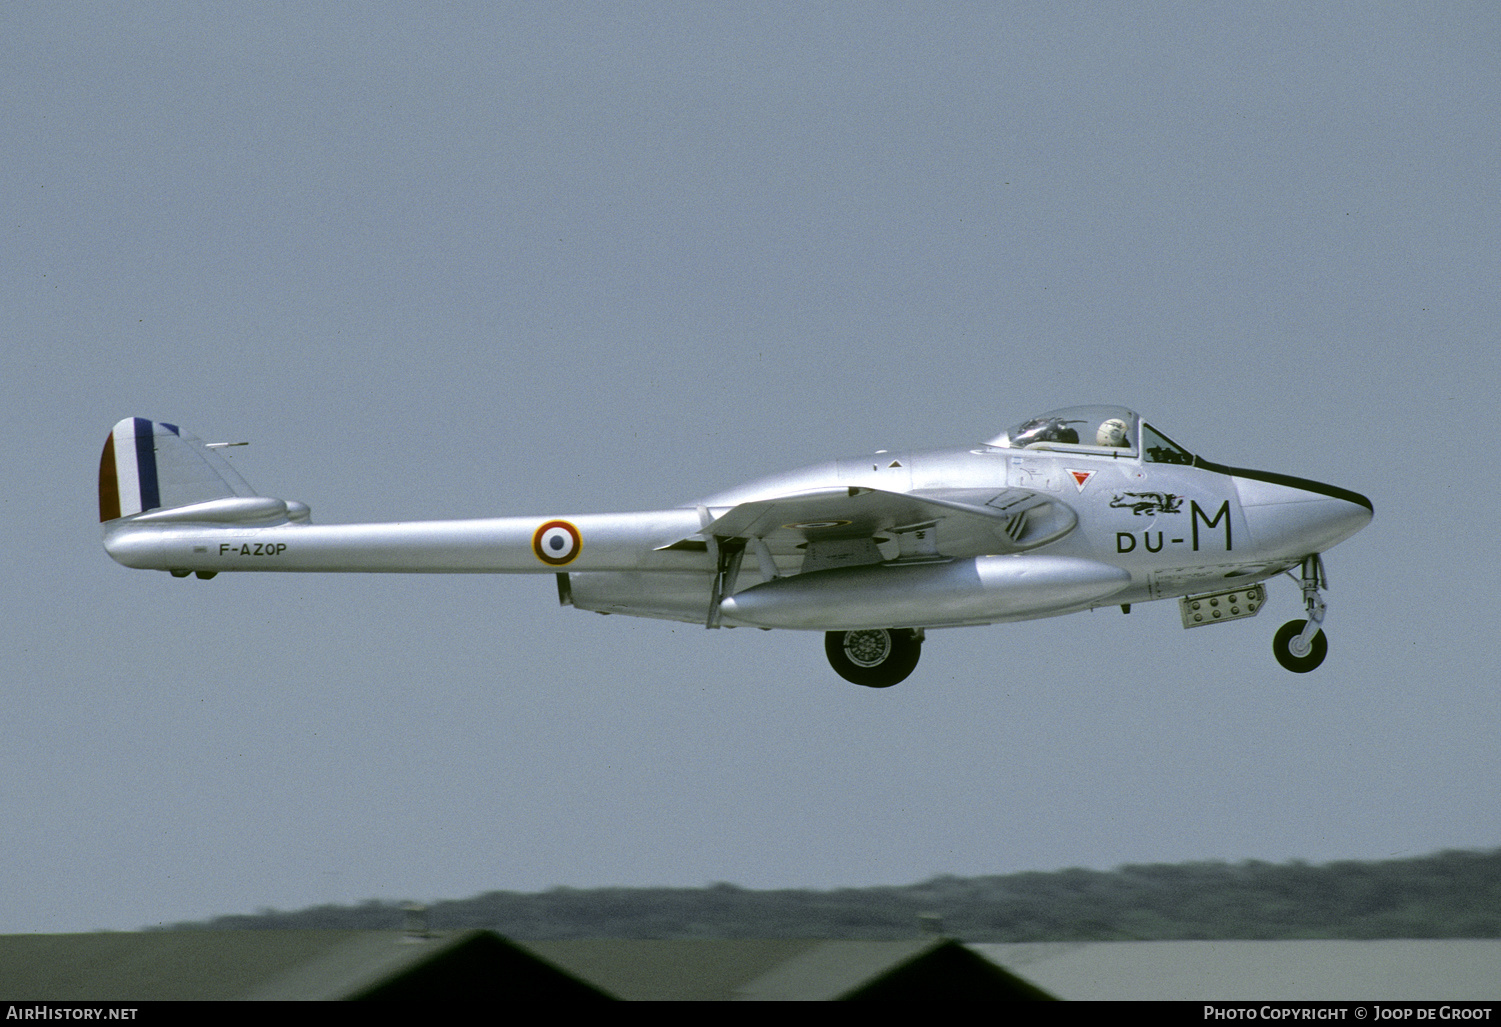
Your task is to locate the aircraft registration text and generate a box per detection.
[219,542,288,557]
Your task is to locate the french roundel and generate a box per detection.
[533,520,581,566]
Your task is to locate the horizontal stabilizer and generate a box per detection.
[128,496,311,525]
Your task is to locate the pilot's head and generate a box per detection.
[1097,418,1129,447]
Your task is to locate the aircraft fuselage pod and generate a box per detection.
[99,407,1372,686]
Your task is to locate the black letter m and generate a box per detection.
[1191,500,1232,551]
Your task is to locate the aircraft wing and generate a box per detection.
[697,485,1076,561]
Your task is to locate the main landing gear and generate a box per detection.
[1273,555,1329,673]
[825,628,924,688]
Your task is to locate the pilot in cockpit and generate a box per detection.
[1001,407,1137,451]
[1096,418,1129,448]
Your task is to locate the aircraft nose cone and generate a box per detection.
[1234,472,1372,557]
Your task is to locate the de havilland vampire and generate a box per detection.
[99,406,1372,686]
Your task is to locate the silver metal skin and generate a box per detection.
[99,407,1372,684]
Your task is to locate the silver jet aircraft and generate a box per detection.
[98,406,1372,686]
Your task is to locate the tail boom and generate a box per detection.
[102,511,706,575]
[98,417,706,577]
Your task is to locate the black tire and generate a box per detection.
[824,628,922,688]
[1273,619,1327,673]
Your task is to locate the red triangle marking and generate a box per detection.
[1069,470,1093,491]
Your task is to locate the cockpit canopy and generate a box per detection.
[986,405,1195,465]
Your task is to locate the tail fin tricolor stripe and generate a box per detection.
[99,417,163,521]
[133,416,163,514]
[99,418,245,522]
[98,430,120,522]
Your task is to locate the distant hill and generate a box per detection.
[157,848,1501,941]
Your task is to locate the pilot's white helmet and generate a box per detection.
[1096,418,1129,447]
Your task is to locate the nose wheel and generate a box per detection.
[1274,555,1328,673]
[1273,619,1327,672]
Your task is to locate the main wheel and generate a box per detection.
[825,628,922,688]
[1273,619,1327,673]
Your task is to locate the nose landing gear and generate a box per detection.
[1273,555,1328,673]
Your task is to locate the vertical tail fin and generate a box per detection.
[98,418,257,522]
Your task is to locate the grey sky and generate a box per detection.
[3,3,1497,933]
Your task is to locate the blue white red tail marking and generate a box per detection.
[99,417,179,521]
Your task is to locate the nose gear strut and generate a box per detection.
[1273,554,1328,673]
